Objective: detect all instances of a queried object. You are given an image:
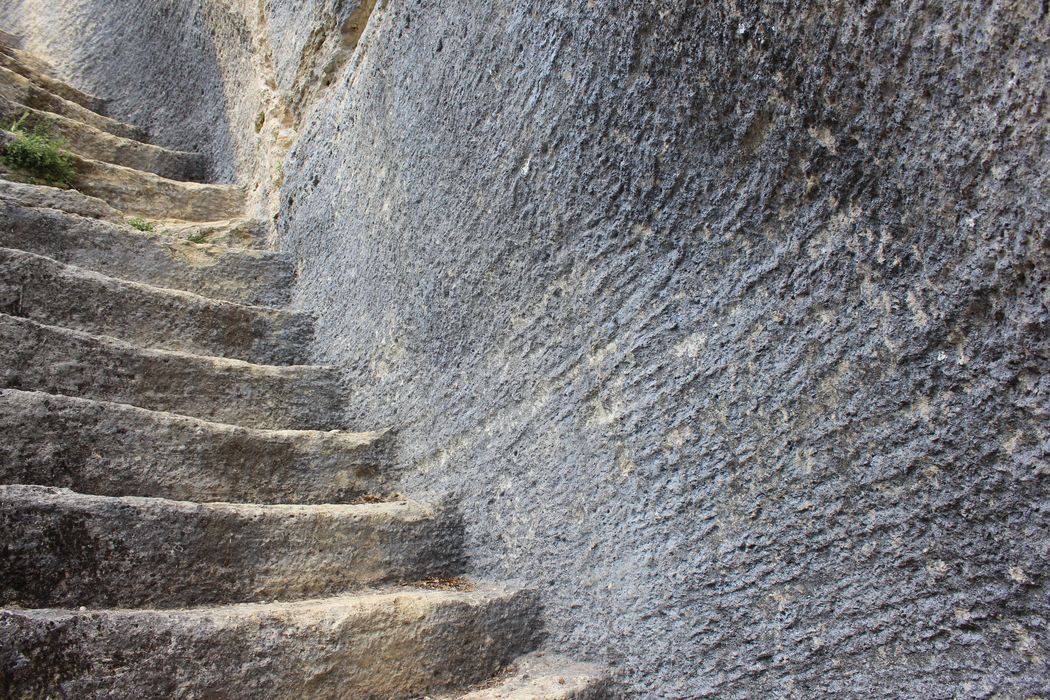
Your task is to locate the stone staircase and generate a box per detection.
[0,35,611,699]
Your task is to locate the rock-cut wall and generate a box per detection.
[4,0,1049,697]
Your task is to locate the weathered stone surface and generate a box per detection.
[0,314,343,430]
[0,64,143,140]
[0,585,542,699]
[0,247,312,364]
[0,177,122,220]
[270,2,1048,696]
[0,484,463,607]
[450,652,614,700]
[0,389,394,504]
[0,97,205,180]
[4,1,1045,697]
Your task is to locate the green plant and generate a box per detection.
[186,231,210,244]
[254,111,266,133]
[2,114,76,188]
[127,217,156,232]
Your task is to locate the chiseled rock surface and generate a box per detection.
[0,247,312,364]
[0,585,542,699]
[271,2,1047,697]
[0,389,395,504]
[0,485,464,608]
[0,314,344,430]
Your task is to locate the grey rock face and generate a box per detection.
[271,1,1049,696]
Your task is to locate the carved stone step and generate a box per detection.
[0,247,313,364]
[449,652,615,699]
[0,43,106,113]
[0,485,464,608]
[0,199,290,306]
[0,65,144,140]
[0,585,541,699]
[0,314,344,430]
[0,389,393,505]
[0,96,205,180]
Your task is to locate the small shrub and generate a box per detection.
[2,114,76,188]
[186,231,210,244]
[127,217,156,232]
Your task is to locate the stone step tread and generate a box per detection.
[1,584,541,700]
[0,246,312,364]
[0,484,463,609]
[0,45,106,113]
[0,65,144,140]
[0,131,243,221]
[0,198,290,306]
[0,389,394,505]
[0,96,205,181]
[0,314,344,430]
[446,653,615,699]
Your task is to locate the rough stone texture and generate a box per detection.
[0,247,313,364]
[273,2,1048,697]
[4,1,1047,697]
[0,389,395,505]
[0,485,463,607]
[0,40,105,112]
[0,314,344,430]
[0,585,542,699]
[0,199,292,306]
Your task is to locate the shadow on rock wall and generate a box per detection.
[277,1,1049,697]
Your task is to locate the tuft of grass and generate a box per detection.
[127,217,156,232]
[2,114,77,188]
[186,231,210,244]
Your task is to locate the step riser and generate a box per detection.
[0,97,205,181]
[0,486,464,608]
[0,199,291,306]
[0,314,344,430]
[0,390,393,505]
[0,588,542,700]
[0,66,144,140]
[0,248,313,365]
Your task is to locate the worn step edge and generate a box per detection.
[0,314,344,430]
[0,45,106,113]
[0,131,243,220]
[0,484,464,608]
[0,247,312,364]
[0,584,542,700]
[0,191,283,302]
[445,652,617,699]
[0,388,393,504]
[0,65,144,140]
[0,96,204,181]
